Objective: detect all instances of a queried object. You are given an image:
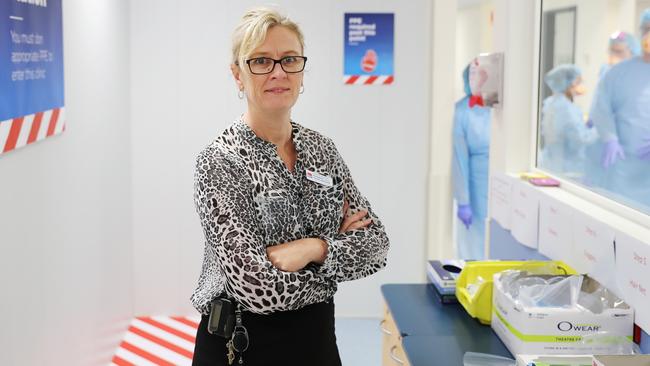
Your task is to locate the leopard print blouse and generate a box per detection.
[190,119,390,315]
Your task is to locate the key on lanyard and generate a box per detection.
[231,304,249,364]
[226,339,236,365]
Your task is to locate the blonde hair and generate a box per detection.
[231,7,305,68]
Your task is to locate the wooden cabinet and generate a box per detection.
[381,302,411,366]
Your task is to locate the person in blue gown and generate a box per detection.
[452,64,491,259]
[586,31,640,189]
[589,9,650,208]
[539,65,597,179]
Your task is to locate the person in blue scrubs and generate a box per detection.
[589,9,650,208]
[539,65,597,179]
[452,64,491,259]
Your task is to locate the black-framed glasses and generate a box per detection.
[244,56,307,75]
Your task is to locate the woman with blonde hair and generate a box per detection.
[190,7,390,366]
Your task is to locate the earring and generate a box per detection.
[299,85,304,94]
[238,89,244,99]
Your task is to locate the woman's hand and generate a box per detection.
[266,201,372,272]
[339,200,372,234]
[266,238,327,272]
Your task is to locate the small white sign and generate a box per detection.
[538,197,573,261]
[615,231,650,333]
[571,213,617,295]
[305,169,333,187]
[490,174,514,230]
[510,181,540,249]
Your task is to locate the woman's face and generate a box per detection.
[568,75,586,97]
[609,43,632,65]
[468,62,488,96]
[232,26,304,115]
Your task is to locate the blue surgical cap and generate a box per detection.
[462,64,471,96]
[544,64,582,94]
[641,9,650,30]
[609,31,641,56]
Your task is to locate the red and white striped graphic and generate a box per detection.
[110,316,200,366]
[343,75,394,85]
[0,107,66,156]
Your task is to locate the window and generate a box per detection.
[536,0,650,215]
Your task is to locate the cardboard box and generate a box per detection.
[516,354,593,366]
[491,273,634,356]
[592,355,650,366]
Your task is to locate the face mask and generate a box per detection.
[468,63,481,96]
[468,60,488,96]
[643,33,650,54]
[608,54,622,66]
[573,84,587,96]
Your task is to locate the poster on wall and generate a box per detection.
[343,13,394,85]
[0,0,65,156]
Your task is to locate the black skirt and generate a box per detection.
[192,299,342,366]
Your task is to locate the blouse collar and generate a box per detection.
[233,118,304,153]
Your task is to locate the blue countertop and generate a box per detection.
[381,283,512,365]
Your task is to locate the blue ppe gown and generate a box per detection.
[589,57,650,208]
[452,96,491,259]
[539,93,598,180]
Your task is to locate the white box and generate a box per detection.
[516,355,593,366]
[491,273,634,356]
[593,355,650,366]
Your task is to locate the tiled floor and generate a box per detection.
[110,316,381,365]
[335,317,382,366]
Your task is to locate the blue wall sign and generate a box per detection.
[343,13,394,85]
[1,0,64,122]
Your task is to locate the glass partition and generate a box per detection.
[537,0,650,214]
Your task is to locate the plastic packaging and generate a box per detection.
[492,273,634,356]
[518,275,583,308]
[510,276,548,303]
[499,272,629,312]
[466,275,485,298]
[463,352,516,366]
[455,261,574,324]
[577,278,628,314]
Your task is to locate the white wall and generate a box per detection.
[0,1,133,365]
[488,0,537,176]
[455,1,495,101]
[131,0,432,318]
[445,0,495,253]
[638,0,650,29]
[427,0,457,260]
[456,6,483,99]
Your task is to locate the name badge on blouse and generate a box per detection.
[305,169,333,187]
